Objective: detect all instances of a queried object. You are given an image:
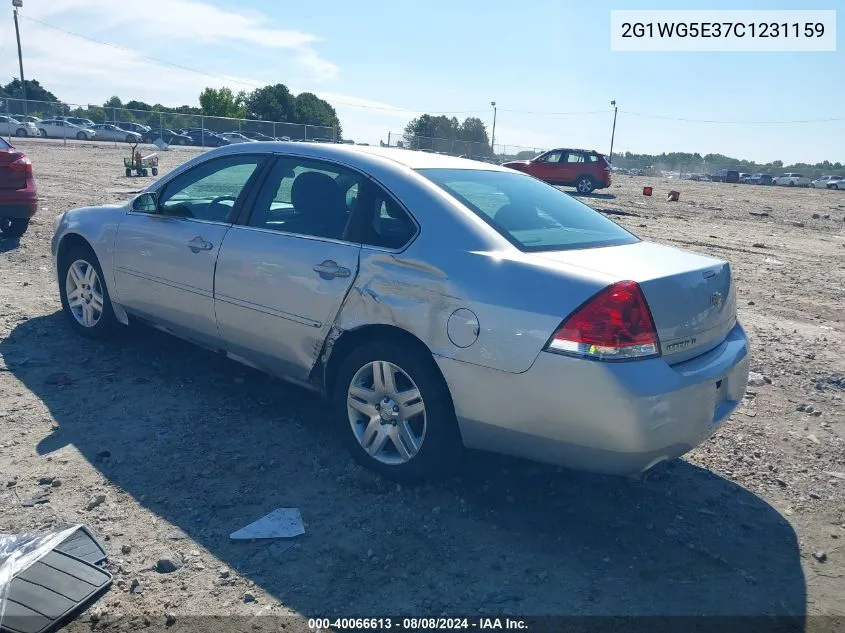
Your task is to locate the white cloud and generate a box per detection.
[21,0,338,81]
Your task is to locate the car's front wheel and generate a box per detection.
[59,245,121,339]
[15,127,27,137]
[333,341,462,482]
[575,176,596,194]
[76,132,86,140]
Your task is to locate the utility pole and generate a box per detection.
[490,101,497,156]
[609,100,618,164]
[12,0,26,115]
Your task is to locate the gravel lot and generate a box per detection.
[1,139,844,631]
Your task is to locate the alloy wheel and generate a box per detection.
[65,259,104,328]
[347,360,427,465]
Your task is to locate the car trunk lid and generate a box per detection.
[0,148,28,189]
[535,241,736,364]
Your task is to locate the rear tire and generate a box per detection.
[15,128,27,137]
[151,167,158,176]
[575,175,595,194]
[141,168,148,177]
[58,244,122,340]
[38,129,47,138]
[788,181,795,187]
[332,340,462,483]
[0,217,29,238]
[76,132,86,140]
[126,135,135,143]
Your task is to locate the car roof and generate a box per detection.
[546,147,602,155]
[205,142,513,172]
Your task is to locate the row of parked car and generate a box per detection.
[0,115,335,147]
[707,169,845,189]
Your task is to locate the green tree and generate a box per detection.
[291,92,341,137]
[1,78,58,103]
[199,87,246,118]
[244,84,294,122]
[103,96,123,108]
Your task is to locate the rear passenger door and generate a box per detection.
[213,156,365,381]
[559,151,586,184]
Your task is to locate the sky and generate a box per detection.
[0,0,841,164]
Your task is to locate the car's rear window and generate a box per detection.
[417,168,638,252]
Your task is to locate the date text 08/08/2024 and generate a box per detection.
[308,617,529,630]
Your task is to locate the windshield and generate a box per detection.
[417,168,638,252]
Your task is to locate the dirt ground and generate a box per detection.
[1,138,844,631]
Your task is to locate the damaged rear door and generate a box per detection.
[213,156,363,382]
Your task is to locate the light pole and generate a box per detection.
[12,0,26,115]
[609,100,617,165]
[490,101,497,156]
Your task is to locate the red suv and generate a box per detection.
[502,148,611,194]
[0,137,37,239]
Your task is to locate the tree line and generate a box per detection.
[0,78,342,138]
[402,114,493,156]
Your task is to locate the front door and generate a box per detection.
[214,156,366,381]
[113,154,266,345]
[532,150,564,183]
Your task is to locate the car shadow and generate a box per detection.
[3,313,806,621]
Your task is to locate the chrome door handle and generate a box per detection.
[313,260,351,279]
[187,236,213,253]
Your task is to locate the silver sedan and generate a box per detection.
[90,124,142,143]
[51,144,750,481]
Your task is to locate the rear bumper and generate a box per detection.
[437,322,750,475]
[0,200,38,219]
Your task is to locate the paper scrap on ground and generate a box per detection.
[230,508,304,540]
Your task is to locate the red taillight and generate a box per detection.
[546,280,660,361]
[8,155,33,176]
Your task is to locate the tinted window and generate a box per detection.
[565,152,586,163]
[355,190,416,250]
[540,151,562,163]
[158,155,262,222]
[248,157,365,240]
[418,168,637,252]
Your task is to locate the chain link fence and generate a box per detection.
[0,98,337,147]
[610,158,843,181]
[385,132,545,162]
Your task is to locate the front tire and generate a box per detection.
[76,132,86,140]
[58,245,121,340]
[38,129,47,138]
[333,341,462,482]
[575,175,595,194]
[15,127,27,137]
[126,135,135,143]
[0,217,29,238]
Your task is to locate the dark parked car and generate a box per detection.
[142,128,193,145]
[711,169,740,183]
[179,129,230,147]
[0,137,37,238]
[501,148,612,193]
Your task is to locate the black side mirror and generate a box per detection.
[132,192,158,213]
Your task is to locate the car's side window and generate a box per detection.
[565,152,585,163]
[541,151,562,163]
[351,186,417,250]
[157,155,262,223]
[248,157,365,241]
